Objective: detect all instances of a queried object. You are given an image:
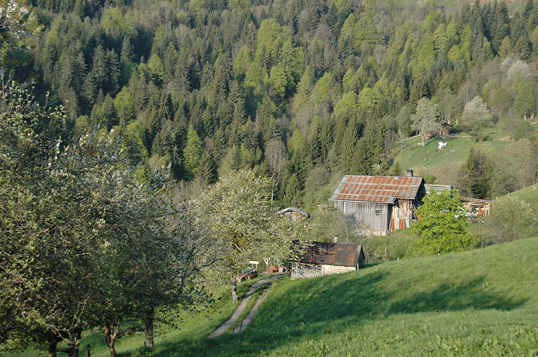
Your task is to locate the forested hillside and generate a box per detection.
[6,0,538,205]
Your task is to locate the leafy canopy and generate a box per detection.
[413,189,477,255]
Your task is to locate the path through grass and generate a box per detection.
[156,237,538,356]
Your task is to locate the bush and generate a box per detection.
[490,196,538,243]
[413,190,477,255]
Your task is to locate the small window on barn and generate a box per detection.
[375,209,381,216]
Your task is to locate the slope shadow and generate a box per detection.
[155,270,527,356]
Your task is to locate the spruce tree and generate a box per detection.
[457,148,493,199]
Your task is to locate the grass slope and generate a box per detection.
[506,184,538,208]
[394,128,528,185]
[10,239,538,356]
[393,118,538,188]
[163,237,538,356]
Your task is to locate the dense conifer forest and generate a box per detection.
[3,0,537,205]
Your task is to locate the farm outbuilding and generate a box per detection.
[330,172,426,235]
[291,242,365,279]
[460,196,493,217]
[277,207,310,220]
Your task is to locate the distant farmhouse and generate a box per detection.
[460,196,493,217]
[330,171,426,235]
[277,207,310,220]
[291,242,365,279]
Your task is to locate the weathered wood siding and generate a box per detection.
[291,262,322,279]
[333,200,390,233]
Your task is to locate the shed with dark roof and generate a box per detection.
[291,242,365,279]
[330,173,426,235]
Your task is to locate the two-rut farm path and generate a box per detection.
[209,273,286,338]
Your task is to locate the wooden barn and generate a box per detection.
[330,172,426,235]
[291,242,365,279]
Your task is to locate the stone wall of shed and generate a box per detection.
[322,265,355,275]
[333,201,389,234]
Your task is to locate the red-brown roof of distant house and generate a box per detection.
[330,175,424,204]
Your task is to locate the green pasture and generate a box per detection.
[36,236,534,356]
[11,237,538,356]
[506,184,538,209]
[396,130,512,181]
[160,236,538,356]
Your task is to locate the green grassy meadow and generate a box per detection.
[42,236,537,356]
[168,237,538,356]
[506,184,538,209]
[393,117,538,188]
[395,128,527,185]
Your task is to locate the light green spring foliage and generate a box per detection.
[193,169,310,282]
[311,71,332,105]
[411,97,440,146]
[514,81,538,120]
[183,125,203,179]
[490,195,538,243]
[413,189,477,255]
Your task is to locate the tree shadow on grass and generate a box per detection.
[387,275,524,315]
[152,270,527,356]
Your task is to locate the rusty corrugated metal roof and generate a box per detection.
[299,242,363,267]
[330,175,424,204]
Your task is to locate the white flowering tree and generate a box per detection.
[193,169,309,302]
[0,0,42,73]
[460,96,493,139]
[411,97,440,146]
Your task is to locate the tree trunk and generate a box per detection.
[55,329,81,357]
[103,323,120,357]
[67,341,79,357]
[231,277,238,302]
[48,338,58,357]
[144,307,155,348]
[56,341,80,357]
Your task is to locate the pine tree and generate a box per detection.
[121,35,135,64]
[196,150,218,185]
[282,173,302,207]
[457,148,493,199]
